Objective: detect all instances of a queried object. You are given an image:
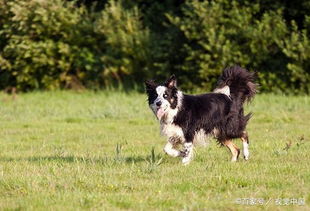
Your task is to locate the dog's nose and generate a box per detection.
[156,101,162,107]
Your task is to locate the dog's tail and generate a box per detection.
[214,66,257,139]
[214,66,257,104]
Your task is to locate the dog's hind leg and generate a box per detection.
[241,131,250,160]
[223,140,240,162]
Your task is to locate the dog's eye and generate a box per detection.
[163,94,168,99]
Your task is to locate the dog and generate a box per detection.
[145,66,257,165]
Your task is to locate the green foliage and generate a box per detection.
[167,0,309,93]
[280,21,310,93]
[95,0,152,83]
[0,0,309,93]
[1,0,97,90]
[168,1,255,90]
[0,0,104,90]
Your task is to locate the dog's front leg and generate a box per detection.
[180,142,194,165]
[163,138,181,157]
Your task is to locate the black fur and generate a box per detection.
[145,80,158,105]
[217,66,257,103]
[145,66,257,145]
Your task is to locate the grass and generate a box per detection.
[0,91,309,210]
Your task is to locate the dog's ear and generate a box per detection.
[145,80,156,93]
[165,75,177,88]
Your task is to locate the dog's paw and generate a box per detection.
[243,155,249,161]
[182,156,192,165]
[179,149,189,157]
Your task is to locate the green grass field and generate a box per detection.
[0,91,309,210]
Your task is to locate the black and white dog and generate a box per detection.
[145,66,257,165]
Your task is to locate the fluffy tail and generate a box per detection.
[215,66,257,103]
[215,66,257,139]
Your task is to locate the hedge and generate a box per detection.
[0,0,309,93]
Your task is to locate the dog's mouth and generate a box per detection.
[156,106,167,120]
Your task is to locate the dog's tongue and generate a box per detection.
[156,108,165,119]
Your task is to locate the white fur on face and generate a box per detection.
[164,90,183,123]
[158,90,184,140]
[150,86,183,123]
[149,86,170,120]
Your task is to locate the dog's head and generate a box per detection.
[145,75,180,120]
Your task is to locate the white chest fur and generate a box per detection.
[160,122,185,141]
[160,123,213,147]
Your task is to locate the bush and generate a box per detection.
[166,0,310,93]
[0,0,105,90]
[0,0,309,93]
[95,0,152,84]
[280,20,310,93]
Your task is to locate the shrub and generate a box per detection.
[0,0,309,93]
[95,0,152,85]
[0,0,103,90]
[279,20,310,93]
[166,0,309,93]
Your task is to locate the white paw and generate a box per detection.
[181,142,194,165]
[182,156,192,165]
[231,158,237,162]
[179,149,189,157]
[163,142,181,157]
[163,148,180,157]
[243,150,249,161]
[242,142,249,161]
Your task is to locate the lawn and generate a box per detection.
[0,91,309,210]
